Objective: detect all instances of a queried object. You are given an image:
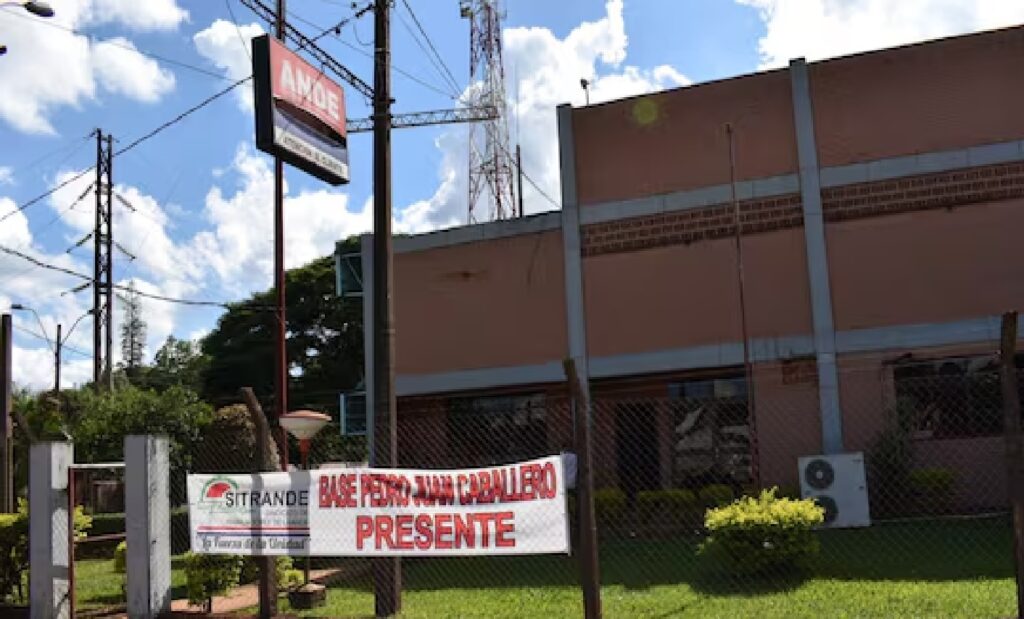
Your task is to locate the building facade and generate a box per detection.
[350,26,1024,512]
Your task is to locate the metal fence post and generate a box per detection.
[1000,312,1024,618]
[564,359,602,618]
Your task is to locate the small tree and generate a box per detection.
[120,280,148,377]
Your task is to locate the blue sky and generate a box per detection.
[1,0,1021,389]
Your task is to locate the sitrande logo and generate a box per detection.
[200,477,238,505]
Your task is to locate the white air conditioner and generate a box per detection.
[797,452,870,529]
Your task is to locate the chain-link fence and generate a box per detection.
[175,358,1021,617]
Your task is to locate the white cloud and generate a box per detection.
[86,0,188,31]
[404,0,690,226]
[92,38,176,103]
[737,0,1024,68]
[0,167,13,185]
[193,19,266,111]
[0,0,186,134]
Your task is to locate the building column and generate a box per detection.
[125,435,171,618]
[29,441,73,619]
[556,104,590,393]
[789,58,844,454]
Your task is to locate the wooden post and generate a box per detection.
[1000,312,1024,619]
[563,358,602,619]
[241,388,280,618]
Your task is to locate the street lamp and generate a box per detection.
[11,305,92,392]
[279,409,330,608]
[11,304,52,351]
[1,2,55,57]
[0,1,54,17]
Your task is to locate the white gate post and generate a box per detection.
[29,441,73,619]
[125,435,171,618]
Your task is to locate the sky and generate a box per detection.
[1,0,1022,391]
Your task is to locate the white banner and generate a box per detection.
[187,455,568,557]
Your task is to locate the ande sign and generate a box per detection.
[187,455,569,557]
[252,34,349,185]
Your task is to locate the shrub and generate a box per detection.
[0,511,28,603]
[867,399,917,517]
[194,404,279,473]
[113,541,128,574]
[239,556,301,590]
[184,552,244,611]
[698,484,735,508]
[637,489,697,529]
[909,468,956,513]
[700,488,824,574]
[593,488,626,527]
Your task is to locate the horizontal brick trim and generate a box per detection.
[582,161,1024,257]
[822,161,1024,222]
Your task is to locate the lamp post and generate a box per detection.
[1,2,55,57]
[11,305,92,392]
[278,409,330,609]
[0,1,54,16]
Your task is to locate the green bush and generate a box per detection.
[698,484,735,508]
[909,468,956,513]
[184,552,244,611]
[113,541,127,574]
[637,489,698,530]
[593,488,626,527]
[0,511,28,602]
[239,556,301,590]
[700,488,825,574]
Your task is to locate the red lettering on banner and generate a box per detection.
[394,514,414,550]
[496,511,515,547]
[355,516,372,550]
[542,462,557,498]
[375,515,394,550]
[454,513,475,549]
[318,473,358,508]
[414,514,432,550]
[435,514,453,549]
[457,474,471,505]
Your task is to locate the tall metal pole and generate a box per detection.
[54,323,62,393]
[373,0,400,615]
[0,313,12,513]
[726,123,760,489]
[273,0,289,468]
[516,144,524,217]
[93,129,102,390]
[1000,312,1024,618]
[104,134,114,391]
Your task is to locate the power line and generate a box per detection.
[400,0,460,95]
[0,168,95,226]
[114,76,251,157]
[0,8,235,82]
[0,244,239,309]
[225,0,254,62]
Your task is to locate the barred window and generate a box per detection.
[446,394,547,467]
[893,355,1023,439]
[668,373,751,488]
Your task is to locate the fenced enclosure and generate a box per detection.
[164,358,1023,618]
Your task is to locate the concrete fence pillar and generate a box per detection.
[29,441,73,619]
[125,435,171,618]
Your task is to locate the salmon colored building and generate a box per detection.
[347,26,1024,513]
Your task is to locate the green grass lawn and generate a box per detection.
[74,554,188,610]
[264,516,1015,618]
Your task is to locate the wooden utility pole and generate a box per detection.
[272,0,290,470]
[1001,312,1024,618]
[564,358,602,618]
[0,313,12,513]
[241,387,280,618]
[372,0,401,615]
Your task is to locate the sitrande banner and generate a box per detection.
[187,455,568,557]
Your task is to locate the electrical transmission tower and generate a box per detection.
[93,129,114,390]
[461,0,517,223]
